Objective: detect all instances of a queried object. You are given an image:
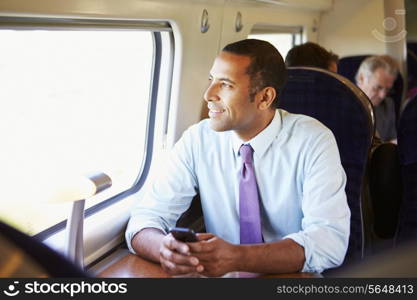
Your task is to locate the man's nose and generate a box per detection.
[204,83,219,102]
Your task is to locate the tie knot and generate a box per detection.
[239,144,253,163]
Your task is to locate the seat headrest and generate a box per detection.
[337,55,370,83]
[279,67,374,164]
[407,49,417,88]
[407,42,417,56]
[398,95,417,164]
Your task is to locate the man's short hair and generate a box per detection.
[355,55,399,83]
[222,39,287,107]
[285,42,339,70]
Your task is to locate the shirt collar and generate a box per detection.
[232,109,282,159]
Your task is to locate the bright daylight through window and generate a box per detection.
[249,32,302,58]
[0,30,154,235]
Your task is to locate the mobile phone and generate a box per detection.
[169,227,198,242]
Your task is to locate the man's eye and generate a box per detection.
[221,82,232,88]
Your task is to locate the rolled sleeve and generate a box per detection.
[284,218,350,273]
[125,216,167,254]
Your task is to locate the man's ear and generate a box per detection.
[357,72,365,86]
[256,87,276,110]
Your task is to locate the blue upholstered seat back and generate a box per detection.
[396,95,417,243]
[368,143,402,240]
[408,42,417,58]
[278,67,374,262]
[407,48,417,90]
[337,55,369,86]
[338,55,404,118]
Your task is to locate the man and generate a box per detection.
[126,39,350,277]
[356,55,399,143]
[285,42,339,73]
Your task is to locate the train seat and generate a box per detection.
[368,143,402,251]
[278,67,374,263]
[408,42,417,58]
[0,221,87,277]
[407,47,417,96]
[338,55,404,119]
[396,94,417,244]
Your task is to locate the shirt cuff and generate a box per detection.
[283,232,322,273]
[125,216,168,255]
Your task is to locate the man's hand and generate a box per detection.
[188,233,240,277]
[159,233,204,275]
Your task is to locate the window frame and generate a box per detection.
[0,17,173,240]
[250,24,304,48]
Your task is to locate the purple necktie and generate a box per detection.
[239,144,263,244]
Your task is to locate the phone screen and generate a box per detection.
[169,227,198,242]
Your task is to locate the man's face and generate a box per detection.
[204,51,262,140]
[357,67,395,106]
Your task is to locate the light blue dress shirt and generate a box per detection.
[126,109,350,273]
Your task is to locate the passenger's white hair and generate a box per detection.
[355,55,398,83]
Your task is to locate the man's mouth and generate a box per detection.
[208,108,225,118]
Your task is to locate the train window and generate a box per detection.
[0,24,170,236]
[249,25,303,58]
